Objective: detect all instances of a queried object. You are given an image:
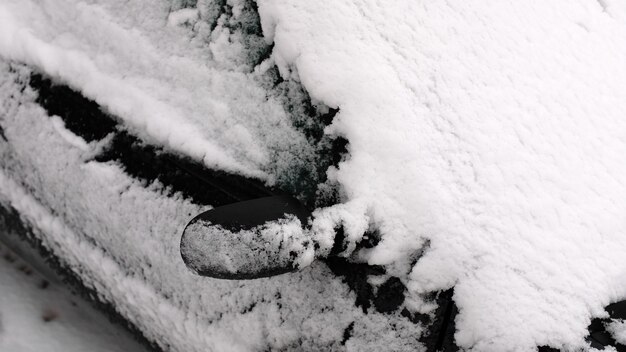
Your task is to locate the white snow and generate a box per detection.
[50,116,91,152]
[0,0,315,180]
[182,215,313,277]
[258,0,626,350]
[167,8,200,27]
[0,243,149,352]
[607,319,626,345]
[1,0,626,351]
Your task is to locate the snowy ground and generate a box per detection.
[0,241,149,352]
[0,0,625,351]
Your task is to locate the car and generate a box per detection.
[2,0,626,351]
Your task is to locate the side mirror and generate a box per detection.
[180,195,312,279]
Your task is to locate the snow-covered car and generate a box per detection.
[1,0,626,351]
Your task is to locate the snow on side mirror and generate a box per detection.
[180,195,313,280]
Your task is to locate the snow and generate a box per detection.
[0,0,316,180]
[0,243,149,352]
[167,8,199,27]
[50,116,91,152]
[0,62,422,351]
[1,0,626,351]
[258,0,626,350]
[182,215,312,278]
[607,319,626,345]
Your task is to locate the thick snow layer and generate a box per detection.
[0,243,148,352]
[0,0,316,180]
[257,0,626,350]
[607,319,626,345]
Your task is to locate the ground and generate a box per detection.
[0,242,148,352]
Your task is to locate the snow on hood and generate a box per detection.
[258,0,626,350]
